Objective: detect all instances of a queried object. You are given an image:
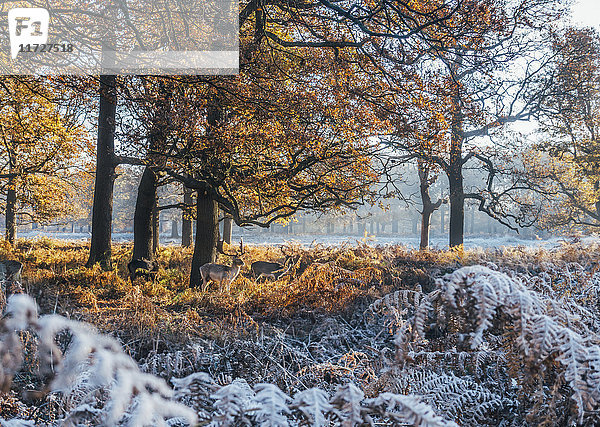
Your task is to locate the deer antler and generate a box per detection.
[217,239,244,257]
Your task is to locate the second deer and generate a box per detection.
[250,246,295,280]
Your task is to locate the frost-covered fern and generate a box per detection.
[364,393,458,427]
[1,294,197,427]
[292,388,332,426]
[393,265,600,423]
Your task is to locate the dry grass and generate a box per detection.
[3,237,598,359]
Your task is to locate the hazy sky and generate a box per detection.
[571,0,600,29]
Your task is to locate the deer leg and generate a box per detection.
[200,271,208,292]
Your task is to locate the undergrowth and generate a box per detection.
[1,238,600,425]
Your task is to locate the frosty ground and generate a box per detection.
[16,229,586,250]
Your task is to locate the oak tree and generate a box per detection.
[0,77,91,244]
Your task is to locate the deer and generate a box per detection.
[127,258,159,281]
[250,246,295,280]
[199,239,245,292]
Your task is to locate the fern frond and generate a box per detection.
[292,387,332,426]
[365,392,457,427]
[252,383,291,427]
[330,383,366,427]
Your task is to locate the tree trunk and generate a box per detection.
[152,203,159,254]
[86,74,117,270]
[448,82,465,249]
[418,162,443,250]
[448,168,464,248]
[182,186,193,247]
[223,215,233,244]
[420,210,432,250]
[5,175,17,245]
[448,161,465,248]
[171,220,179,238]
[189,190,219,287]
[132,167,158,260]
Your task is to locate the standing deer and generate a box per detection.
[127,258,159,281]
[198,239,245,292]
[250,246,295,280]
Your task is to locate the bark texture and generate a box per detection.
[133,167,158,260]
[86,74,117,269]
[189,189,219,287]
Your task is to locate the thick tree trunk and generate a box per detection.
[420,211,432,250]
[152,204,159,254]
[448,83,465,249]
[223,215,233,244]
[189,190,219,287]
[189,93,222,281]
[448,166,464,248]
[5,176,16,245]
[133,167,158,261]
[86,74,117,270]
[182,186,193,247]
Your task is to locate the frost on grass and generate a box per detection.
[0,294,197,427]
[384,264,600,424]
[6,244,600,426]
[1,293,457,426]
[292,387,332,426]
[170,373,455,426]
